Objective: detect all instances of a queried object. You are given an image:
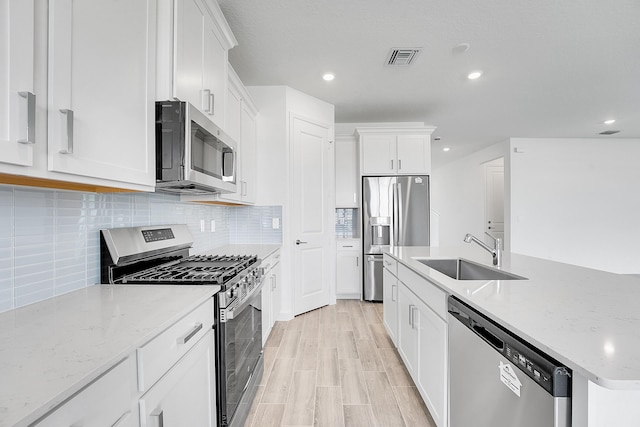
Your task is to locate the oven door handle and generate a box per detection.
[223,279,265,321]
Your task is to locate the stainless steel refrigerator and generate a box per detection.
[362,176,430,301]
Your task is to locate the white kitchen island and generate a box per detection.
[386,245,640,427]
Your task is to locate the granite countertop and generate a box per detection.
[386,246,640,390]
[0,284,220,427]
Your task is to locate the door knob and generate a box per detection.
[295,239,308,245]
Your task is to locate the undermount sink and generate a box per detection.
[415,258,527,281]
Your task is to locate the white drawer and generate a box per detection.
[137,298,214,392]
[398,264,447,320]
[262,249,281,273]
[383,254,398,277]
[35,356,136,427]
[337,239,360,250]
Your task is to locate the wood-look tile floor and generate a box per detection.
[244,300,437,427]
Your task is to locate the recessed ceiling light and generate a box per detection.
[323,73,335,81]
[443,147,450,152]
[467,71,483,80]
[603,119,616,125]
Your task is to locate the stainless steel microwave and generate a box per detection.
[155,101,237,194]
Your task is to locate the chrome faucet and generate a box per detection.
[464,232,502,267]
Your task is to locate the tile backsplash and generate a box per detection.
[0,185,282,313]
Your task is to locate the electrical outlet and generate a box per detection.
[211,220,216,232]
[200,219,205,232]
[272,218,280,229]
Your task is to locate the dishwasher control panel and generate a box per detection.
[506,344,552,389]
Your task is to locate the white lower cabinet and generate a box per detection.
[336,240,361,299]
[262,249,282,344]
[395,268,448,427]
[382,266,399,345]
[34,297,217,427]
[34,356,137,427]
[139,331,216,427]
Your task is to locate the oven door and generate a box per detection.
[218,284,264,427]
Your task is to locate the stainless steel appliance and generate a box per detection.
[155,101,237,195]
[362,175,430,301]
[448,296,571,427]
[100,225,263,427]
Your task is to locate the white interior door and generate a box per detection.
[292,115,333,315]
[485,159,505,243]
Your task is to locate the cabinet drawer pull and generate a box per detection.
[150,409,164,427]
[59,109,74,154]
[111,411,132,427]
[18,91,36,144]
[177,322,203,345]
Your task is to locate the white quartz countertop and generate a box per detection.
[0,284,219,427]
[386,246,640,390]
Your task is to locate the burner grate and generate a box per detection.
[118,254,258,285]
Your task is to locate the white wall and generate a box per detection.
[509,138,640,273]
[431,140,510,248]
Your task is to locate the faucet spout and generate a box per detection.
[463,233,502,267]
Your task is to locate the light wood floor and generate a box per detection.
[243,300,437,427]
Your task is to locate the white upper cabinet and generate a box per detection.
[158,0,237,129]
[335,135,359,207]
[47,0,157,188]
[0,0,36,167]
[357,127,435,175]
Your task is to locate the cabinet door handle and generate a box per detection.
[271,275,276,290]
[398,159,402,170]
[150,409,164,427]
[59,109,74,154]
[111,411,132,427]
[392,284,397,301]
[409,304,413,329]
[356,257,359,267]
[18,91,36,144]
[209,93,215,116]
[177,322,203,344]
[202,89,211,113]
[242,181,247,196]
[390,159,394,170]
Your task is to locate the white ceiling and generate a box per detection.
[218,0,640,168]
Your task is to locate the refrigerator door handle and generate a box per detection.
[392,182,399,246]
[396,183,403,246]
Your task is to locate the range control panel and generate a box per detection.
[141,228,175,243]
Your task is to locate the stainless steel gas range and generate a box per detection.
[100,224,264,427]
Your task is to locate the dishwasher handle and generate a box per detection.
[471,320,504,351]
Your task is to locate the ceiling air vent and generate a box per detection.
[599,130,621,135]
[386,48,422,66]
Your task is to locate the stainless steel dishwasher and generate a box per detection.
[448,296,571,427]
